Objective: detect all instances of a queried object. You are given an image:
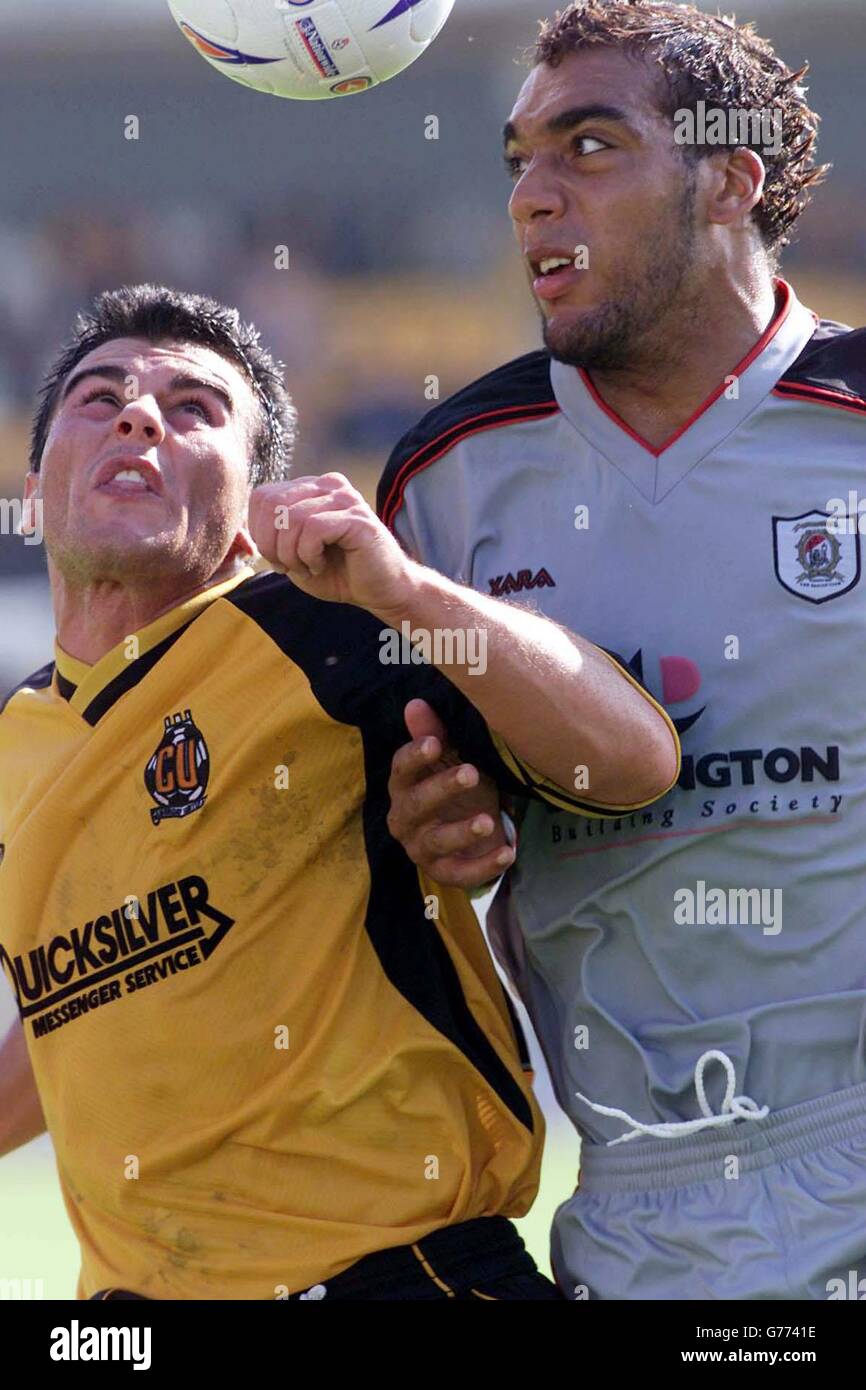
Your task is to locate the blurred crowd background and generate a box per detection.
[1,0,866,1292]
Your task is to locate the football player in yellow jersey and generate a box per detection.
[0,285,679,1301]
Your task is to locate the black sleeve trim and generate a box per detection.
[776,321,866,409]
[358,711,536,1134]
[226,571,408,730]
[228,574,536,1131]
[377,351,558,529]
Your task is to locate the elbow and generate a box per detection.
[622,720,681,807]
[586,718,680,810]
[648,732,681,803]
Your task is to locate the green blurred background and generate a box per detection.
[2,0,865,1295]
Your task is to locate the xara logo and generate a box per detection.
[489,567,556,597]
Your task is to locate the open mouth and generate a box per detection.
[533,255,576,278]
[95,459,163,497]
[101,468,152,492]
[530,254,582,301]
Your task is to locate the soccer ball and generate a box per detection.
[166,0,456,100]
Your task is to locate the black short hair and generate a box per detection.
[534,2,829,255]
[30,284,297,485]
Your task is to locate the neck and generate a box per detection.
[584,271,780,452]
[53,552,250,666]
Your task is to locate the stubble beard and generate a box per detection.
[541,171,699,374]
[45,523,200,591]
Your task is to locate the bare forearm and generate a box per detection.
[374,563,679,805]
[0,1018,46,1158]
[249,473,678,805]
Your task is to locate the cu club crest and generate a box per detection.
[145,710,210,826]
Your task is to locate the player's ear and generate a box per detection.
[227,524,257,565]
[704,147,766,228]
[21,471,41,530]
[20,472,43,542]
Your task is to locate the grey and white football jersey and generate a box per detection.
[378,280,866,1145]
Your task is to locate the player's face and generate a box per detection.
[27,338,258,586]
[505,49,700,371]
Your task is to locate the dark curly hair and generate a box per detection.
[30,284,297,486]
[533,2,829,254]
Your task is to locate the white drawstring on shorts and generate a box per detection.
[576,1049,770,1147]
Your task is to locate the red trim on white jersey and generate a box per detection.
[577,280,797,458]
[380,398,559,529]
[772,381,866,416]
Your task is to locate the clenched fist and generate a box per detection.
[248,472,415,617]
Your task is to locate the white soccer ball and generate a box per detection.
[166,0,456,100]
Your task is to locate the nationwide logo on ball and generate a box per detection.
[166,0,455,100]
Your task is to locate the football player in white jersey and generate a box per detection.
[381,1,866,1301]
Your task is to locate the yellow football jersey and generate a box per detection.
[0,566,670,1299]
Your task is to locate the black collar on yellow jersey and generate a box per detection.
[52,567,256,727]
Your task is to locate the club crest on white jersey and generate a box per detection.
[772,510,861,603]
